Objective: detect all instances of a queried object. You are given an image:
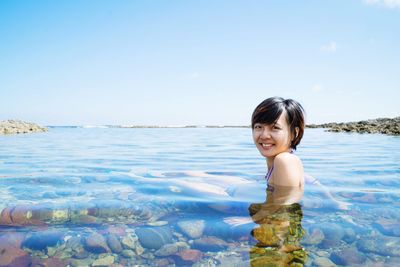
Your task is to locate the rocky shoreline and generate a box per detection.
[307,117,400,136]
[0,120,48,135]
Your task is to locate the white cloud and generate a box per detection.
[320,42,337,53]
[312,84,323,92]
[363,0,400,8]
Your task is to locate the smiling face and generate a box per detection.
[252,112,293,159]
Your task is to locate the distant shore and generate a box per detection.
[0,120,47,135]
[2,117,399,135]
[307,117,400,136]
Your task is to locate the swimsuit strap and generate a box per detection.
[265,165,274,182]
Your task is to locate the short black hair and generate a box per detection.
[251,97,305,150]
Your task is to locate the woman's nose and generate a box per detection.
[260,127,271,138]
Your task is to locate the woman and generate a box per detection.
[251,97,305,191]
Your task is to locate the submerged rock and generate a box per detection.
[313,256,337,267]
[302,228,324,245]
[85,233,110,253]
[193,236,229,252]
[92,255,115,266]
[317,223,345,248]
[23,230,64,251]
[136,226,174,250]
[374,218,400,237]
[107,234,123,253]
[0,120,47,135]
[155,243,179,256]
[357,235,400,257]
[330,247,366,265]
[0,232,26,248]
[0,243,31,267]
[175,249,203,264]
[177,219,205,239]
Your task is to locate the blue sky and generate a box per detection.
[1,0,399,126]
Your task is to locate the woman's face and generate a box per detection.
[252,112,292,159]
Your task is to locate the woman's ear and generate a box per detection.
[294,127,299,140]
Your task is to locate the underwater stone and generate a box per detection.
[216,254,247,267]
[155,242,188,257]
[30,204,53,222]
[136,226,174,250]
[121,235,136,250]
[52,209,70,222]
[0,207,13,225]
[71,214,100,225]
[31,257,69,267]
[22,230,64,251]
[302,228,324,245]
[65,236,81,251]
[357,235,400,257]
[107,234,123,253]
[343,227,357,243]
[72,247,90,259]
[316,223,345,248]
[10,205,34,225]
[313,256,337,267]
[122,249,136,258]
[330,247,366,265]
[85,233,110,253]
[176,249,203,264]
[0,232,26,248]
[0,243,31,267]
[92,255,114,266]
[374,218,400,237]
[177,219,205,239]
[154,243,179,256]
[107,225,127,236]
[69,258,95,267]
[192,236,229,252]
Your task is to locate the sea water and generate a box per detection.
[0,127,399,266]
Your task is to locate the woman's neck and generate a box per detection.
[266,157,274,170]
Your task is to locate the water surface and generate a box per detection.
[0,128,399,266]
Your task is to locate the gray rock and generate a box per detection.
[177,220,205,239]
[357,235,400,257]
[121,235,136,250]
[22,230,64,251]
[107,234,123,253]
[85,233,110,253]
[92,255,114,266]
[122,249,136,258]
[330,247,366,265]
[217,254,247,267]
[317,223,345,248]
[302,228,324,245]
[307,117,400,136]
[155,243,179,256]
[135,226,173,250]
[193,236,229,252]
[313,256,337,267]
[0,120,47,135]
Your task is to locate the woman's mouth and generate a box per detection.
[260,143,273,149]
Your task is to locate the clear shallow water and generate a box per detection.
[0,128,399,266]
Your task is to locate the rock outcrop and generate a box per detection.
[307,117,400,136]
[0,120,47,135]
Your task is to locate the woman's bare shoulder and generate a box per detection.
[272,152,303,186]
